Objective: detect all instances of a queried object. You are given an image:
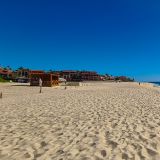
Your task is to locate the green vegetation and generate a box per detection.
[0,77,9,83]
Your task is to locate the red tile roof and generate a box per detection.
[0,70,12,75]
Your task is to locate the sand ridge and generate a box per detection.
[0,82,160,160]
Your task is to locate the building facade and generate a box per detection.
[0,68,12,80]
[50,70,101,82]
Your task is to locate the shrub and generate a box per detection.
[0,77,9,82]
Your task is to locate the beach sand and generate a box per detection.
[0,82,160,160]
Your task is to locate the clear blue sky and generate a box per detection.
[0,0,160,81]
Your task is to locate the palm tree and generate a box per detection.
[6,66,12,70]
[49,69,53,73]
[18,66,24,70]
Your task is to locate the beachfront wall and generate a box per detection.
[30,73,59,87]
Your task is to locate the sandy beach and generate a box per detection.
[0,82,160,160]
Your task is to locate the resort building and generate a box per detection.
[0,68,12,80]
[80,71,101,81]
[16,68,30,78]
[29,70,44,74]
[11,68,30,82]
[50,70,101,82]
[60,70,80,81]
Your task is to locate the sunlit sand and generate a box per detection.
[0,82,160,160]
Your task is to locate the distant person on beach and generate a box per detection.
[39,78,42,93]
[39,78,42,86]
[139,82,141,85]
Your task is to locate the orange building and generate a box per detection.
[30,72,59,87]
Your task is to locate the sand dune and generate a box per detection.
[0,82,160,160]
